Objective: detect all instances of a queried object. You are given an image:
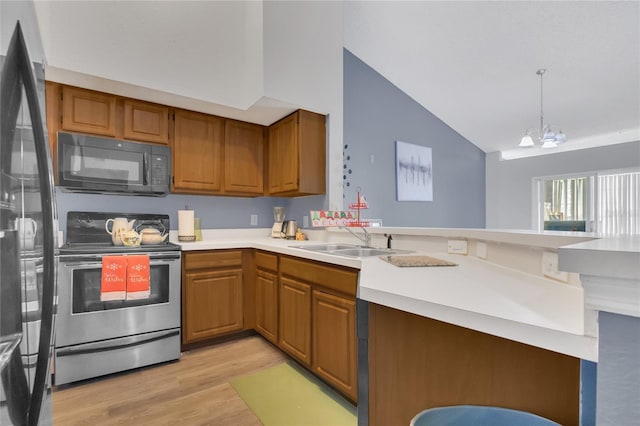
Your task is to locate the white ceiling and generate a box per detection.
[344,1,640,157]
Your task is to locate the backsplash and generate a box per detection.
[55,189,292,235]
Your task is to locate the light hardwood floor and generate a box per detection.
[53,336,287,425]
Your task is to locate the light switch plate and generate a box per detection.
[447,239,468,255]
[542,251,569,282]
[250,214,258,226]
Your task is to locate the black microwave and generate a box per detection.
[57,132,171,196]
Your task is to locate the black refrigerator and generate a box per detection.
[0,18,58,426]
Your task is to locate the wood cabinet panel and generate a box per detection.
[123,99,169,144]
[183,268,243,343]
[280,256,357,296]
[182,250,245,345]
[279,277,311,366]
[268,113,298,194]
[61,86,117,136]
[255,268,278,344]
[173,109,223,193]
[255,251,278,272]
[369,303,580,426]
[224,120,264,194]
[312,289,357,402]
[267,110,326,196]
[184,250,242,270]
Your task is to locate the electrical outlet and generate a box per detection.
[542,251,569,282]
[476,242,487,259]
[250,214,258,226]
[447,240,468,255]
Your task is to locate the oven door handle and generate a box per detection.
[60,252,181,264]
[55,329,180,358]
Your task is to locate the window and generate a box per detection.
[596,170,640,236]
[534,168,639,235]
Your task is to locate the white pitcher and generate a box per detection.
[105,217,136,246]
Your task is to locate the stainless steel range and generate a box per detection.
[54,212,181,385]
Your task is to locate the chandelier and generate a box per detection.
[519,68,567,148]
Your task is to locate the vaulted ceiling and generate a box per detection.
[344,1,640,158]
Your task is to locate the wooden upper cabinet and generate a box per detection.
[267,110,326,196]
[123,99,170,144]
[268,113,298,194]
[224,120,264,195]
[61,86,117,137]
[173,109,224,193]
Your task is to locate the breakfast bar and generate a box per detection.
[174,226,609,426]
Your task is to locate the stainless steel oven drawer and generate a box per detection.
[54,328,180,385]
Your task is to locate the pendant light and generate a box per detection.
[519,69,567,148]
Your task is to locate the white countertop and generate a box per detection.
[559,236,640,280]
[172,228,598,361]
[558,236,640,318]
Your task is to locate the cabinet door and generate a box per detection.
[279,277,311,366]
[268,113,298,194]
[183,268,243,343]
[255,268,278,344]
[312,289,357,401]
[173,109,223,193]
[61,86,117,136]
[123,99,169,144]
[224,120,264,194]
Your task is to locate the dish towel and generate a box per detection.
[100,255,127,301]
[126,254,151,300]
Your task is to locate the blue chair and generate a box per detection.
[410,405,560,426]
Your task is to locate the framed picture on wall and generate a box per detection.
[395,140,433,201]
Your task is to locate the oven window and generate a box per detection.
[62,144,143,184]
[71,263,170,313]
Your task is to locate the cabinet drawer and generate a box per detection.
[183,250,243,270]
[280,256,357,297]
[255,251,278,271]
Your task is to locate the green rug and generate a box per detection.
[231,362,357,426]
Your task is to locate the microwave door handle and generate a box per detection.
[143,151,149,186]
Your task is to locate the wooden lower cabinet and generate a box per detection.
[255,251,278,344]
[255,257,279,344]
[312,289,357,401]
[278,277,312,366]
[182,250,244,344]
[368,303,580,426]
[278,255,358,402]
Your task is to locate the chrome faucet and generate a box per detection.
[340,226,371,247]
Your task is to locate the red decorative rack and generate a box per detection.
[347,189,370,227]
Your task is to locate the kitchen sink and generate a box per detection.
[295,243,359,252]
[291,243,412,258]
[331,247,405,257]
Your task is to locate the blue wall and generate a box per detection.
[596,312,640,424]
[342,49,485,227]
[55,189,288,234]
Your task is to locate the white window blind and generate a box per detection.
[596,170,640,236]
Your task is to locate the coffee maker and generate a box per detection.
[272,206,286,238]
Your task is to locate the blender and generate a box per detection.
[272,206,286,238]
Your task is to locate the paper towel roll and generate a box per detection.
[178,210,195,241]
